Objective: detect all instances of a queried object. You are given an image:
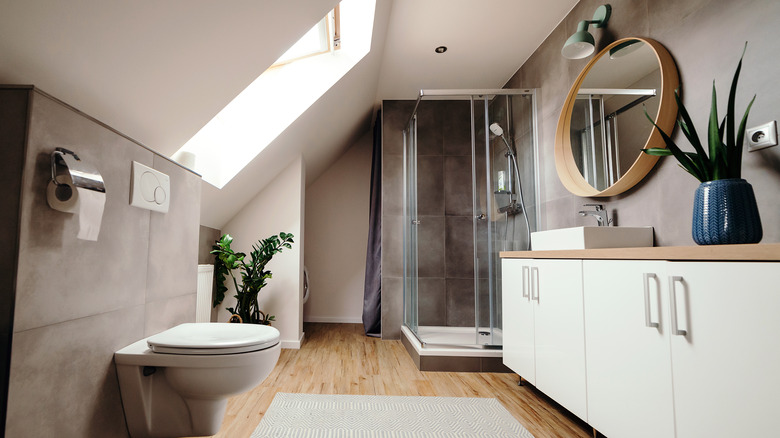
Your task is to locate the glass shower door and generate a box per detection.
[472,95,498,347]
[401,89,538,349]
[403,116,419,334]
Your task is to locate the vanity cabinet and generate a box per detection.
[502,259,534,383]
[583,260,675,438]
[552,258,780,438]
[665,262,780,437]
[502,258,587,421]
[503,248,780,437]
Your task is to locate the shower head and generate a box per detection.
[490,122,513,153]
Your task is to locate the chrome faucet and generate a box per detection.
[578,204,612,226]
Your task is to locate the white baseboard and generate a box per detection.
[281,332,305,350]
[304,316,363,324]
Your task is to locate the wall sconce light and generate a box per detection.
[561,4,612,59]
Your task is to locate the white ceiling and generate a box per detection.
[0,0,578,228]
[377,0,578,99]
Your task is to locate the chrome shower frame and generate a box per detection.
[402,88,541,349]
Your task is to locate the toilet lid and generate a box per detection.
[147,323,280,355]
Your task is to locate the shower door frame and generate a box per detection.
[402,88,540,349]
[402,115,419,335]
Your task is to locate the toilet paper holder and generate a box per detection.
[48,147,107,241]
[50,147,105,200]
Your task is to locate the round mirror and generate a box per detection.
[555,37,679,197]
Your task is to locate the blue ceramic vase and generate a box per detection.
[692,178,762,245]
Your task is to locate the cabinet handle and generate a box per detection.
[669,276,688,336]
[643,273,659,328]
[531,266,540,302]
[522,266,530,301]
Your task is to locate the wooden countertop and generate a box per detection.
[500,243,780,261]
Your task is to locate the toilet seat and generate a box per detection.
[147,323,279,355]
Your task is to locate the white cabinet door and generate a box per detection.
[667,262,780,437]
[501,258,535,384]
[533,259,587,421]
[583,260,675,438]
[501,258,586,421]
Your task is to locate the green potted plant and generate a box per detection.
[643,43,762,245]
[211,232,294,324]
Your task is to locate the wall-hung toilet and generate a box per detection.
[114,323,281,438]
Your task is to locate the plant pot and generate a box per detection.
[692,178,762,245]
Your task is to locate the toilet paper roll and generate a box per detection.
[47,180,78,213]
[75,187,105,241]
[46,180,106,241]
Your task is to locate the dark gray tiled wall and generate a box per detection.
[417,157,444,216]
[417,278,446,326]
[506,0,780,245]
[417,217,445,277]
[444,156,473,216]
[381,100,477,339]
[437,100,476,328]
[445,216,474,278]
[3,89,201,437]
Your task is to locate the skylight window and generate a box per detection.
[173,0,373,189]
[273,7,340,67]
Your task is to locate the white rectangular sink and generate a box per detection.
[531,226,654,250]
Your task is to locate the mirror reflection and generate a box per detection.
[569,40,661,191]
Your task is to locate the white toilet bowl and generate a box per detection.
[114,323,281,438]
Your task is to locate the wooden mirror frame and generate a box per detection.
[554,37,679,197]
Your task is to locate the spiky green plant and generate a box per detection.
[211,232,294,324]
[642,43,755,182]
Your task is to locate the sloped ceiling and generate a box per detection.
[0,0,337,157]
[0,0,578,228]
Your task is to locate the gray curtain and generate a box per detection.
[362,111,382,337]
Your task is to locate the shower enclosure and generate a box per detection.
[403,89,539,349]
[570,88,658,191]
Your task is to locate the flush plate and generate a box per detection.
[130,161,170,213]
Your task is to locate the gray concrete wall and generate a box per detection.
[507,0,780,245]
[3,88,201,437]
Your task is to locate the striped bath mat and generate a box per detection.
[251,393,534,437]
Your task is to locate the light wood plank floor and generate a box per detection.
[210,323,592,438]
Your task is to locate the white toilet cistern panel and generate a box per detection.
[130,161,170,213]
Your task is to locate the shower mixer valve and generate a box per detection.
[498,201,522,215]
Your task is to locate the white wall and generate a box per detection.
[220,155,305,348]
[304,131,372,323]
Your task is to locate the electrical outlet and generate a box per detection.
[746,120,778,152]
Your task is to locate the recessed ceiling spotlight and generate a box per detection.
[434,46,447,54]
